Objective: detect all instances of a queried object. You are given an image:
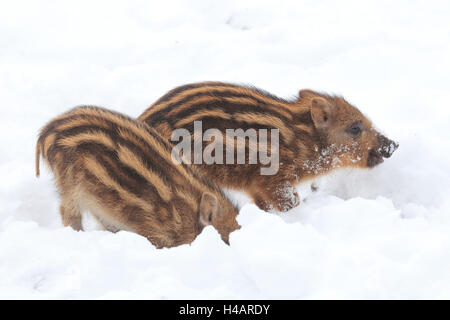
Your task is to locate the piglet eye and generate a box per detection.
[349,126,361,135]
[346,123,362,136]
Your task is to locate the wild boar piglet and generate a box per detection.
[139,82,399,212]
[36,106,240,248]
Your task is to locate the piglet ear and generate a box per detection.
[299,89,317,99]
[310,97,334,129]
[199,192,219,226]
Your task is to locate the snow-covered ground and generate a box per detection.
[1,0,450,299]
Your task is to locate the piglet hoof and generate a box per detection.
[275,191,300,212]
[254,199,275,212]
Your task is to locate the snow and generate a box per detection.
[1,0,450,299]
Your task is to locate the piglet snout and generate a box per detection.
[377,134,399,158]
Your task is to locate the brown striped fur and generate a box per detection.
[139,82,399,212]
[36,106,240,248]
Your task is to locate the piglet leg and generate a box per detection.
[252,180,300,213]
